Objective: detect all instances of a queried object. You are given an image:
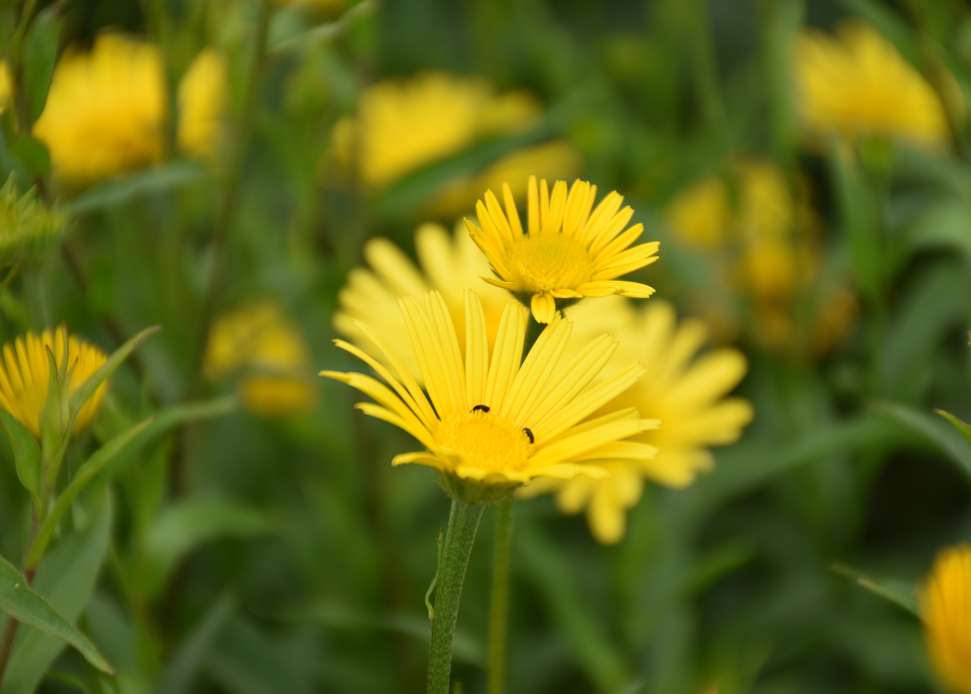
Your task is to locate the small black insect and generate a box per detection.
[522,427,534,444]
[472,404,490,413]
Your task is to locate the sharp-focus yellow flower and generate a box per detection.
[331,73,579,212]
[335,224,510,372]
[0,327,107,437]
[522,298,752,543]
[323,291,659,487]
[796,22,950,149]
[34,34,226,183]
[205,301,315,416]
[466,177,659,324]
[922,545,971,694]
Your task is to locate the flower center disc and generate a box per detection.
[508,237,594,292]
[434,410,532,475]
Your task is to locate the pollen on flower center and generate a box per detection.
[508,237,594,292]
[434,410,532,474]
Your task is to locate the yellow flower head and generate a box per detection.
[0,327,108,437]
[335,223,510,374]
[795,22,950,149]
[922,544,971,694]
[323,291,658,488]
[205,301,315,417]
[34,34,226,183]
[522,298,752,542]
[466,176,660,324]
[331,73,579,213]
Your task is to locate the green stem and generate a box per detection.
[486,500,513,694]
[427,498,484,694]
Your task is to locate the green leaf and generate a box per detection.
[9,134,50,179]
[872,401,971,482]
[63,163,206,217]
[831,562,920,617]
[0,410,41,507]
[21,7,61,125]
[1,490,113,693]
[937,409,971,449]
[27,418,153,570]
[0,554,112,676]
[69,325,160,419]
[157,594,235,694]
[140,498,274,598]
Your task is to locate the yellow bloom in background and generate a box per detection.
[0,62,10,111]
[331,73,579,213]
[664,160,854,355]
[323,291,658,487]
[34,34,226,183]
[522,298,752,543]
[177,49,227,159]
[0,327,108,437]
[205,301,315,417]
[796,22,950,149]
[334,223,510,371]
[922,545,971,694]
[466,176,659,323]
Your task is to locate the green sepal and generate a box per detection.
[40,345,70,489]
[0,409,42,510]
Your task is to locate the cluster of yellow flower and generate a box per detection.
[329,176,750,540]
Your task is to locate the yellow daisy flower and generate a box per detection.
[323,291,658,490]
[34,34,226,183]
[205,301,315,417]
[522,298,752,543]
[0,327,108,437]
[334,223,510,373]
[795,22,950,149]
[465,176,659,324]
[922,545,971,694]
[331,73,579,213]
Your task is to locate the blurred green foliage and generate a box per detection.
[0,0,969,692]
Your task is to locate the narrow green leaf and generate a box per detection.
[63,162,206,217]
[0,555,112,676]
[2,490,114,694]
[22,8,61,124]
[0,410,41,505]
[141,498,274,598]
[937,409,971,449]
[872,401,971,482]
[27,418,153,569]
[831,562,920,617]
[69,325,160,418]
[157,594,235,694]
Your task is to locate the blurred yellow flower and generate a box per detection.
[331,73,579,213]
[922,545,971,694]
[0,327,107,437]
[324,291,657,488]
[0,62,10,111]
[205,301,315,416]
[334,223,510,371]
[796,22,950,149]
[177,49,227,159]
[34,34,226,183]
[665,161,854,355]
[521,298,752,543]
[466,176,660,323]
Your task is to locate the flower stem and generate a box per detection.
[487,499,513,694]
[427,498,484,694]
